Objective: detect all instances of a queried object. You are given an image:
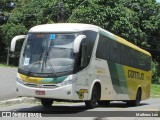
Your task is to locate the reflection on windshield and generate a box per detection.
[19,33,77,75]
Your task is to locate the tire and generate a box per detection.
[97,100,110,106]
[85,85,99,109]
[40,98,53,107]
[126,89,141,106]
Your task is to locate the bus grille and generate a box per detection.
[24,83,58,89]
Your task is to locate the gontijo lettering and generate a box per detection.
[128,70,144,80]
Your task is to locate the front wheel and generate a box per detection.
[40,98,53,107]
[85,85,99,109]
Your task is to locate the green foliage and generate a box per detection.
[152,61,160,84]
[2,23,27,46]
[2,0,57,46]
[68,0,159,49]
[151,84,160,98]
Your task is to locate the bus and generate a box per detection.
[11,23,152,108]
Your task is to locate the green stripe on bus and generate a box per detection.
[107,61,128,94]
[116,64,128,94]
[41,76,67,84]
[108,61,122,94]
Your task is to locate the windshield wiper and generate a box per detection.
[27,61,42,76]
[43,48,57,78]
[26,48,44,76]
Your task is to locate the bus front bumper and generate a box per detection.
[16,82,74,100]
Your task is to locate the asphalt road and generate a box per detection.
[0,98,160,119]
[0,67,17,101]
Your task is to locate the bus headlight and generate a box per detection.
[17,78,25,85]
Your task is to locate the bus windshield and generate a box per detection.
[19,33,77,76]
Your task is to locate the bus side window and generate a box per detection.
[96,34,110,60]
[80,44,88,67]
[121,45,129,66]
[76,40,88,69]
[110,41,120,63]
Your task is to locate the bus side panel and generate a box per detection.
[86,59,111,100]
[124,66,152,100]
[107,61,130,100]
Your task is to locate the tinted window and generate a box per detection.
[73,30,97,73]
[96,35,110,60]
[138,53,151,71]
[96,34,151,71]
[121,45,129,66]
[83,30,98,65]
[110,41,120,63]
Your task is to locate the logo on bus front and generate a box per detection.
[38,84,43,88]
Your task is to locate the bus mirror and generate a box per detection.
[10,35,26,52]
[73,35,86,53]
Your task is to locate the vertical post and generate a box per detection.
[57,0,64,22]
[6,46,9,65]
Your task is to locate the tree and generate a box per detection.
[68,1,147,45]
[0,0,16,64]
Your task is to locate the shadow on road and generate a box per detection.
[98,102,149,108]
[11,104,88,114]
[10,102,149,113]
[10,104,89,117]
[7,102,150,117]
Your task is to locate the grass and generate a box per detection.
[0,63,9,67]
[0,63,17,68]
[150,84,160,98]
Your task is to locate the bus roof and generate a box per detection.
[29,23,151,56]
[29,23,99,33]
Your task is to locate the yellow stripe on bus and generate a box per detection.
[19,73,43,84]
[115,35,151,56]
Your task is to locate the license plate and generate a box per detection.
[35,90,45,95]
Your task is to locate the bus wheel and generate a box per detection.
[40,98,53,107]
[126,89,141,106]
[97,100,110,106]
[85,85,99,109]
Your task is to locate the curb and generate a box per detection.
[0,97,38,107]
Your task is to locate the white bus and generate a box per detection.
[11,23,152,108]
